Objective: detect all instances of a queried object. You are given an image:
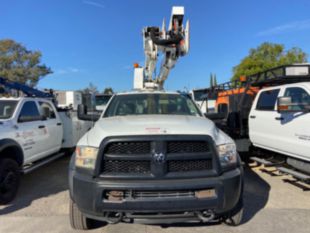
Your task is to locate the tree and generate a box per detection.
[103,87,114,95]
[232,42,307,81]
[209,73,218,87]
[0,39,52,86]
[209,73,213,87]
[213,74,217,86]
[82,82,98,94]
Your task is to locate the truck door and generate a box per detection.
[38,101,63,155]
[16,100,49,163]
[273,87,310,161]
[249,88,281,151]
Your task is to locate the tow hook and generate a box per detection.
[196,210,215,222]
[105,212,123,224]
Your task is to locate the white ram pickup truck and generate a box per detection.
[69,91,244,230]
[0,96,92,204]
[249,82,310,173]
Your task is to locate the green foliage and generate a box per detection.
[103,87,114,95]
[232,42,307,81]
[0,39,52,86]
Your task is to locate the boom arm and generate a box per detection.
[139,6,190,89]
[0,77,53,98]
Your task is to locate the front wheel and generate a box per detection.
[0,158,20,205]
[69,198,94,230]
[224,198,244,226]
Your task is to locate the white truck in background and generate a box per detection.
[54,90,83,110]
[0,79,93,204]
[95,94,113,111]
[203,64,310,183]
[191,88,216,113]
[249,81,310,178]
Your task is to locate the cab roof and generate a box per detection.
[116,89,180,96]
[0,96,52,102]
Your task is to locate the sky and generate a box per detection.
[1,0,310,92]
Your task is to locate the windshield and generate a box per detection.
[104,93,202,117]
[0,100,18,119]
[95,95,112,106]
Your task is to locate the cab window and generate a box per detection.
[39,102,56,119]
[284,87,310,104]
[256,89,280,111]
[19,101,40,121]
[284,87,310,111]
[0,100,18,119]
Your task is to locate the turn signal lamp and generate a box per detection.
[278,105,289,111]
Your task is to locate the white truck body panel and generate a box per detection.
[55,91,82,110]
[0,97,92,165]
[59,111,93,148]
[249,82,310,162]
[79,115,233,149]
[0,98,63,164]
[133,68,144,90]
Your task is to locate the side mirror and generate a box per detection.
[277,96,310,113]
[77,104,100,121]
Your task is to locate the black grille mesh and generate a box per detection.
[101,140,213,175]
[168,160,213,172]
[167,141,209,153]
[102,160,150,174]
[105,142,150,154]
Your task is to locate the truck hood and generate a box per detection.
[80,115,234,147]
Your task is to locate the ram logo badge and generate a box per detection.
[153,152,166,164]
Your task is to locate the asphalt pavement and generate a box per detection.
[0,156,309,233]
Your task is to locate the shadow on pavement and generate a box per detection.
[0,156,70,215]
[242,165,270,223]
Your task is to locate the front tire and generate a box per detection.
[69,198,94,230]
[224,198,244,226]
[0,158,20,205]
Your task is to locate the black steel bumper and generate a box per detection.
[69,159,243,223]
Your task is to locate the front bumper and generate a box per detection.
[69,161,243,223]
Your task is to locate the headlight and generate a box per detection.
[217,143,237,168]
[75,146,99,170]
